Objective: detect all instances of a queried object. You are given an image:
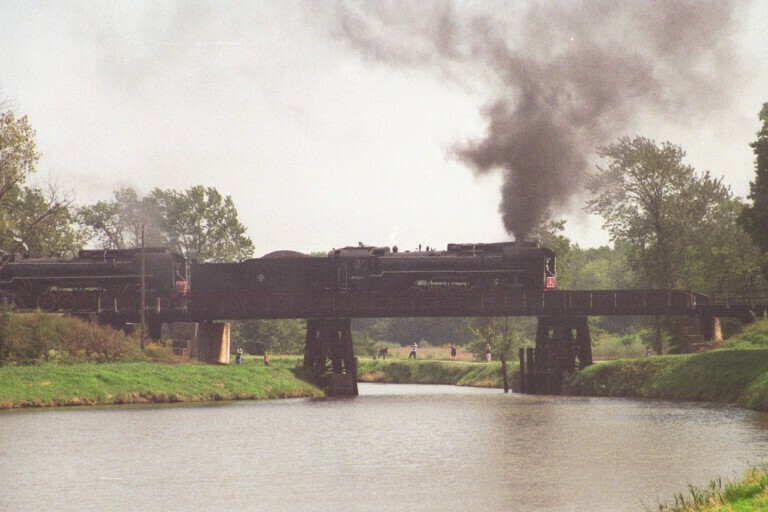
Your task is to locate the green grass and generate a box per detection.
[660,467,768,511]
[725,319,768,349]
[565,349,768,411]
[0,360,322,409]
[357,359,512,388]
[565,319,768,412]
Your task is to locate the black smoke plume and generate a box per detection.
[335,0,745,241]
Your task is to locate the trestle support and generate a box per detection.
[303,318,358,396]
[519,316,592,394]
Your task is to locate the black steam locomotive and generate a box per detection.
[331,241,555,292]
[191,241,556,296]
[0,248,188,314]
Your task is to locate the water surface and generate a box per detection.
[2,383,767,511]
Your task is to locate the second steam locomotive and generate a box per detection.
[192,241,556,296]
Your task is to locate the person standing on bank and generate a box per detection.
[485,344,492,362]
[235,346,243,365]
[450,343,457,361]
[408,342,418,359]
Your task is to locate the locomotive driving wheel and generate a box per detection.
[37,292,57,312]
[56,292,77,312]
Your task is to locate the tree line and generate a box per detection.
[2,102,768,357]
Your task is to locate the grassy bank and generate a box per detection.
[661,467,768,511]
[565,349,768,412]
[0,359,322,409]
[357,358,511,388]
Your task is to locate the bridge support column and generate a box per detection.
[574,317,593,368]
[699,315,722,344]
[196,321,231,364]
[303,318,358,396]
[520,317,592,395]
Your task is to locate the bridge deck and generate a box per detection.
[186,289,710,321]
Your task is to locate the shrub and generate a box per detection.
[724,319,768,349]
[0,313,144,365]
[143,342,177,363]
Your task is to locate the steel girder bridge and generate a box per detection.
[181,288,767,395]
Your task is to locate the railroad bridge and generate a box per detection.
[177,288,768,396]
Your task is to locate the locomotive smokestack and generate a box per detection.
[336,1,744,241]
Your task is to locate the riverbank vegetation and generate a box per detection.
[357,359,508,388]
[0,310,175,366]
[659,466,768,511]
[0,358,321,409]
[565,319,768,412]
[566,349,768,412]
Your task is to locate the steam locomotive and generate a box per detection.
[332,241,555,292]
[0,241,555,316]
[0,248,188,315]
[191,241,556,295]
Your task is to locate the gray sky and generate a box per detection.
[2,0,767,256]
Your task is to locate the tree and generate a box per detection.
[739,102,768,258]
[688,197,766,294]
[77,187,163,249]
[146,186,254,262]
[359,317,473,346]
[12,187,84,256]
[0,110,76,256]
[585,136,731,290]
[568,244,636,290]
[0,111,38,206]
[585,136,735,354]
[233,319,305,355]
[78,185,254,263]
[467,316,534,362]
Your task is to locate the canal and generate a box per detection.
[2,383,768,511]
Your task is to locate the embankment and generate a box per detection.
[357,359,509,388]
[0,361,322,409]
[357,350,768,413]
[6,350,768,413]
[565,349,768,412]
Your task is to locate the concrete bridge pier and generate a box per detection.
[303,318,358,396]
[699,315,723,344]
[520,317,592,394]
[169,322,230,363]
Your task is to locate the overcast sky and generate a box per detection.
[2,1,767,256]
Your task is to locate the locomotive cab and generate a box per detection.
[330,245,390,292]
[543,248,556,289]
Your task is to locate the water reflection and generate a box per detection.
[1,384,767,511]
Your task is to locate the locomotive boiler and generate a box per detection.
[331,241,556,293]
[0,247,188,315]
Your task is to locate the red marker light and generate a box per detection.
[175,281,188,295]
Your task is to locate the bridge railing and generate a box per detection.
[701,290,768,308]
[185,288,703,320]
